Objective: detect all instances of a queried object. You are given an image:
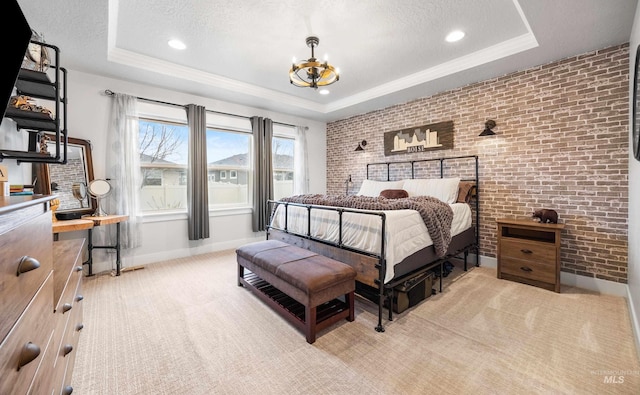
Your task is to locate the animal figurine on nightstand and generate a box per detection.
[532,209,558,224]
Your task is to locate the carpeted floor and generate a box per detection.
[73,249,640,394]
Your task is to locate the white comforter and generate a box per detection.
[270,203,472,283]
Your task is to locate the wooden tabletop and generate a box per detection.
[52,218,95,234]
[496,217,565,229]
[52,214,129,233]
[83,214,129,226]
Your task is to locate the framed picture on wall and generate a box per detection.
[383,121,454,156]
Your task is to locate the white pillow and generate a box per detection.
[401,178,461,203]
[356,179,405,197]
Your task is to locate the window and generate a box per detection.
[206,128,251,208]
[137,104,299,214]
[138,118,189,212]
[272,135,294,200]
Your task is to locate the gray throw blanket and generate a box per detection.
[275,194,454,258]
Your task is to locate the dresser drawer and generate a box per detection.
[0,273,54,395]
[0,212,53,343]
[500,238,556,265]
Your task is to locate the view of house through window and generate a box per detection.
[139,119,189,212]
[272,136,294,200]
[139,117,296,213]
[206,129,251,208]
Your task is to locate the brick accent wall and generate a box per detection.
[326,44,629,283]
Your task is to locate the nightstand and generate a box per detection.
[496,218,565,292]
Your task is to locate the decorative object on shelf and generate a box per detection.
[50,198,60,221]
[355,140,367,152]
[479,119,496,136]
[9,95,53,117]
[88,179,112,217]
[289,36,339,89]
[632,44,640,161]
[38,133,51,154]
[22,30,50,72]
[531,208,558,224]
[6,95,53,120]
[384,121,454,156]
[0,164,8,196]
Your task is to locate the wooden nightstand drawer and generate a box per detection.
[500,239,556,265]
[500,256,556,284]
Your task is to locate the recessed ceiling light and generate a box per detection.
[319,89,330,95]
[445,30,465,43]
[168,39,186,50]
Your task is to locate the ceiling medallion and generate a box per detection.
[289,36,339,89]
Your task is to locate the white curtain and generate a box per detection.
[293,126,309,195]
[105,93,142,251]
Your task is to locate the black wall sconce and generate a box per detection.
[479,120,496,136]
[355,140,367,151]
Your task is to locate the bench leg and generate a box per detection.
[238,263,244,287]
[347,291,355,322]
[305,305,317,344]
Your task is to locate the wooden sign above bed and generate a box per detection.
[383,121,453,156]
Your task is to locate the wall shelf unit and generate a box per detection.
[0,40,68,164]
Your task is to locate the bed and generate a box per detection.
[266,155,479,332]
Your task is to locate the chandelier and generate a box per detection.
[289,36,339,89]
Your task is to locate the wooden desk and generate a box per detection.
[52,218,94,235]
[52,214,129,276]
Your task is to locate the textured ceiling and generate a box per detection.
[16,0,638,122]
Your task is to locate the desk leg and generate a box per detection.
[86,228,93,276]
[116,222,121,276]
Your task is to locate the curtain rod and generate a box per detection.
[103,89,299,128]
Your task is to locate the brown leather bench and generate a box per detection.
[236,240,356,344]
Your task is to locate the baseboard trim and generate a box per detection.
[89,236,265,275]
[470,254,627,297]
[627,287,640,362]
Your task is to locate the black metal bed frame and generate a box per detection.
[267,155,479,332]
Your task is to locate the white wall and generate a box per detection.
[54,70,327,273]
[628,3,640,354]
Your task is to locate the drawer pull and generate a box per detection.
[76,323,84,332]
[63,344,73,356]
[76,295,84,302]
[62,303,72,313]
[520,266,533,272]
[62,386,74,395]
[520,249,533,254]
[76,266,83,272]
[18,342,40,370]
[16,256,40,276]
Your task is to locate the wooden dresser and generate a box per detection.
[496,218,565,293]
[0,196,85,395]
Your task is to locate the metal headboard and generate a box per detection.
[366,154,480,262]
